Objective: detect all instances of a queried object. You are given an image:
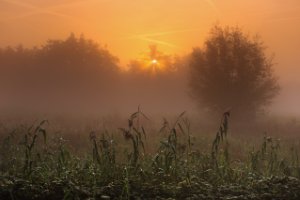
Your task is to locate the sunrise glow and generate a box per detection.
[1,1,300,199]
[151,59,158,65]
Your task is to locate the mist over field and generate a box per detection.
[0,0,300,119]
[0,40,190,116]
[1,1,300,199]
[0,33,297,119]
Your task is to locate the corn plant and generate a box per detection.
[209,111,234,183]
[89,130,117,181]
[22,120,48,177]
[152,112,187,181]
[119,107,148,168]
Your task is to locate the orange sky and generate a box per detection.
[1,0,300,114]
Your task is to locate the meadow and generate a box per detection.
[1,110,300,200]
[1,0,300,199]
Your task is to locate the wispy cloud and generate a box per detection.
[267,16,300,22]
[125,28,204,48]
[0,0,102,22]
[203,0,219,15]
[2,0,71,18]
[203,0,217,11]
[128,28,203,39]
[136,36,177,48]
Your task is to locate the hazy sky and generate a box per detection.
[1,0,300,115]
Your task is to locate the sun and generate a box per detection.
[151,59,158,64]
[129,45,177,74]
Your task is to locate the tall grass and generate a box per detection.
[1,111,300,199]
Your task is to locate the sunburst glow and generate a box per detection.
[151,59,158,64]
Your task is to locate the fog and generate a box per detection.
[0,0,300,123]
[0,36,192,118]
[0,32,298,122]
[2,2,300,200]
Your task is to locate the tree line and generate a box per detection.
[0,25,279,119]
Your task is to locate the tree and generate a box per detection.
[189,25,280,119]
[0,34,120,112]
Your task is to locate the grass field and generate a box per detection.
[1,111,300,200]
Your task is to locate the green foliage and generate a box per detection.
[119,107,148,168]
[1,112,300,199]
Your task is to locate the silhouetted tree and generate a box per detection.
[36,34,119,94]
[189,25,280,119]
[0,34,120,112]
